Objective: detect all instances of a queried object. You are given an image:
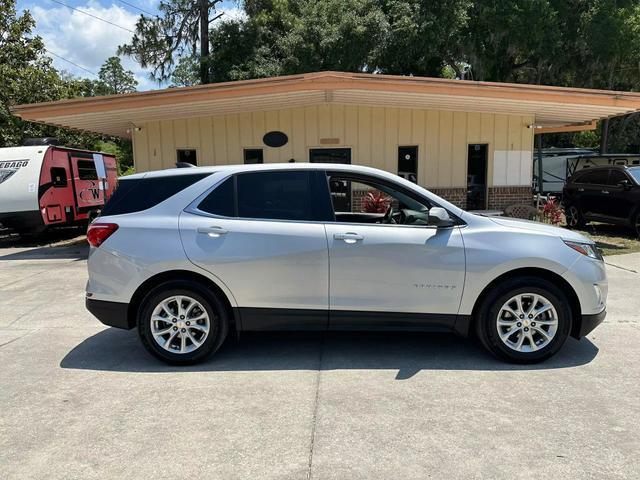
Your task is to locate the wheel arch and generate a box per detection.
[127,270,237,332]
[469,267,583,339]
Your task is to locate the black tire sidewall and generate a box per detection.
[565,205,584,229]
[477,278,572,363]
[137,281,228,365]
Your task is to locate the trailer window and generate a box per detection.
[77,160,98,180]
[51,167,67,187]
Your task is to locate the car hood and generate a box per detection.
[488,217,591,243]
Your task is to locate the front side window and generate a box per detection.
[607,170,629,186]
[627,167,640,184]
[327,174,431,225]
[236,171,313,221]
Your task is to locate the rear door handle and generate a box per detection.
[334,232,364,244]
[578,188,584,192]
[601,190,610,195]
[197,226,228,237]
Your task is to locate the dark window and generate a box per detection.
[398,146,418,183]
[51,167,67,187]
[608,170,629,186]
[177,149,197,166]
[236,171,313,221]
[577,169,609,185]
[197,177,235,216]
[309,148,351,164]
[244,149,264,164]
[101,173,211,216]
[77,160,98,180]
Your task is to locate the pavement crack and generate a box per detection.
[306,332,325,480]
[604,262,638,274]
[0,329,36,349]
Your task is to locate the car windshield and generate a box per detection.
[627,167,640,184]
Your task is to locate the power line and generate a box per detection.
[45,48,98,77]
[115,0,158,18]
[48,0,136,33]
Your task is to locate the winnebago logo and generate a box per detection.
[79,180,101,201]
[0,159,29,185]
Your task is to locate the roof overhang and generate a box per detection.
[11,71,640,138]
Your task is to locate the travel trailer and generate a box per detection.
[0,142,117,235]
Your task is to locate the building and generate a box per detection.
[12,71,640,209]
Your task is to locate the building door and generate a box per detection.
[310,148,351,211]
[467,144,488,210]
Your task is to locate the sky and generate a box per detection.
[16,0,244,91]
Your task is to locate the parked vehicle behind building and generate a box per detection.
[86,164,607,365]
[0,140,117,235]
[563,165,640,237]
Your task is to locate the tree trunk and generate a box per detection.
[199,0,209,84]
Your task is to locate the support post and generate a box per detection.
[600,118,609,154]
[536,134,543,208]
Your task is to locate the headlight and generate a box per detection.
[564,241,603,260]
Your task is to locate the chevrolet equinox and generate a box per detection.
[86,164,607,364]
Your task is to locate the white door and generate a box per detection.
[323,174,465,329]
[179,171,329,330]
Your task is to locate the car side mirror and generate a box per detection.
[618,179,632,190]
[428,207,455,228]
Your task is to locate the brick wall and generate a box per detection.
[487,186,533,210]
[429,187,467,209]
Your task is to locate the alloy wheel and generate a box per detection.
[150,295,211,354]
[496,293,558,353]
[566,206,579,227]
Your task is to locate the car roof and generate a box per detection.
[122,163,398,180]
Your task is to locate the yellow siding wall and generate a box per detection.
[132,105,534,188]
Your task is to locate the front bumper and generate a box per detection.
[86,298,134,329]
[577,309,606,338]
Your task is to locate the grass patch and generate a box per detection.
[564,223,640,256]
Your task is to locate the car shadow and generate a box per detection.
[60,329,599,379]
[0,243,88,261]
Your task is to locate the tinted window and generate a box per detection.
[576,169,609,185]
[101,173,211,216]
[628,167,640,183]
[197,177,235,216]
[51,167,67,187]
[236,171,313,221]
[608,170,628,186]
[77,160,98,180]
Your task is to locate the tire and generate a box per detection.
[633,211,640,239]
[475,277,572,364]
[564,204,585,229]
[137,280,229,365]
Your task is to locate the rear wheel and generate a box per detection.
[137,280,228,365]
[565,204,585,229]
[633,211,640,239]
[475,277,572,363]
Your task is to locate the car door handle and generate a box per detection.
[578,188,585,192]
[601,190,610,194]
[197,226,228,237]
[334,232,364,244]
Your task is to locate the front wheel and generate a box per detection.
[137,280,229,365]
[475,277,572,363]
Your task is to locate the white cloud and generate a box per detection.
[28,0,248,91]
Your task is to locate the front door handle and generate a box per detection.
[578,188,585,192]
[334,232,364,244]
[197,226,228,237]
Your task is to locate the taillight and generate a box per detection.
[87,223,119,248]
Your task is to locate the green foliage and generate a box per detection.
[119,0,223,84]
[96,56,138,95]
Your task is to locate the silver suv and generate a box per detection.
[86,164,607,364]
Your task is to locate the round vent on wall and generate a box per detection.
[263,131,288,148]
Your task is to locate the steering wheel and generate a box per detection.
[382,204,395,224]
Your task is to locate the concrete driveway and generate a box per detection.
[0,242,639,479]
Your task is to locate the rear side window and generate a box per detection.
[101,173,211,216]
[576,169,609,185]
[237,171,312,221]
[607,170,628,185]
[197,177,235,216]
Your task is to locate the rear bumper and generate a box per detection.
[86,298,134,329]
[577,309,606,338]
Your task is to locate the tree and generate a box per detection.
[119,0,224,84]
[96,56,137,95]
